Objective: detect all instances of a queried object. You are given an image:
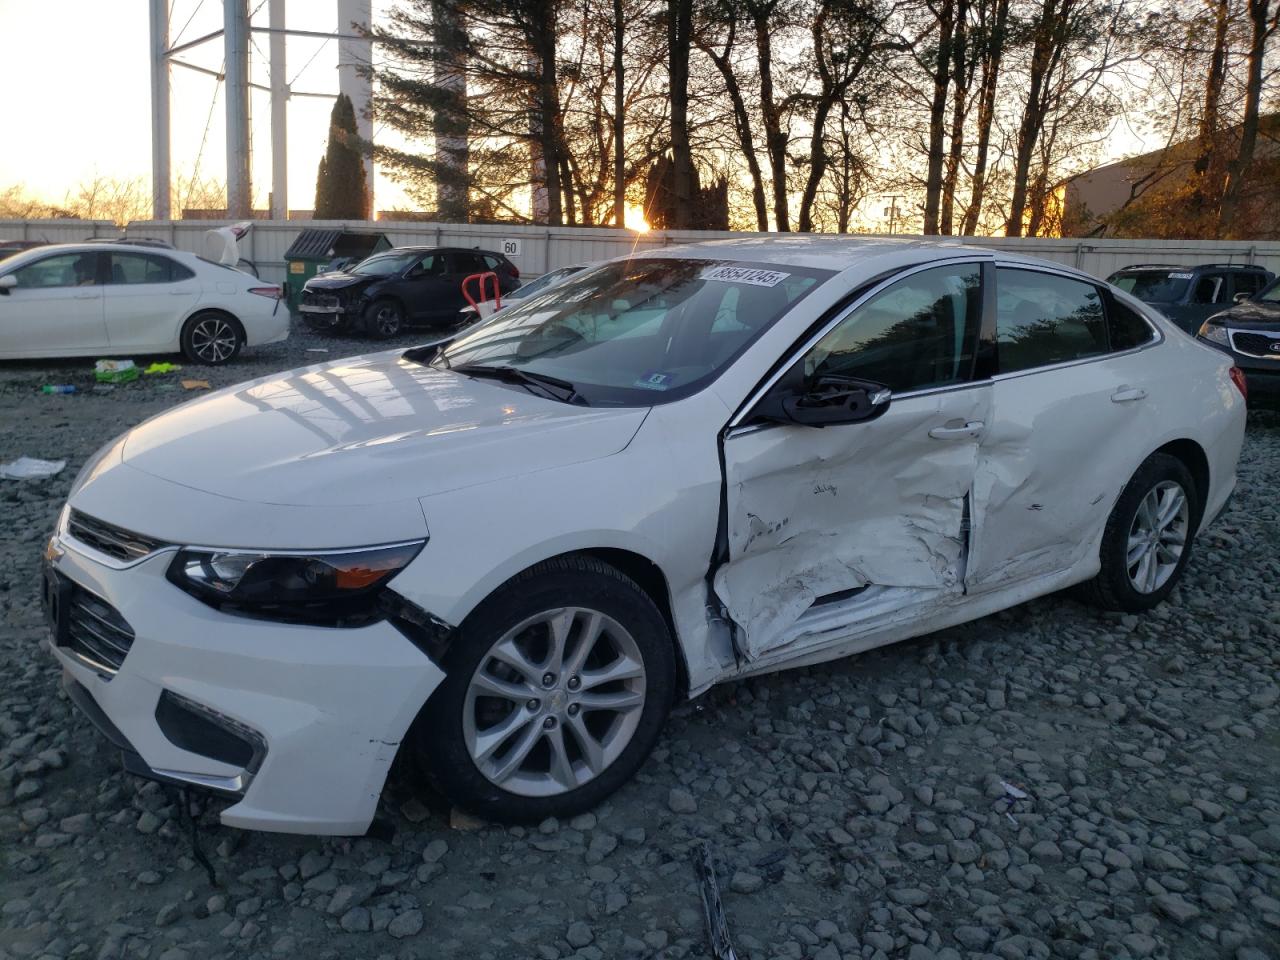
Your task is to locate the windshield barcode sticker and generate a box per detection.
[1168,272,1194,279]
[702,265,790,287]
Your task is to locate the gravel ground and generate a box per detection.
[2,317,1279,960]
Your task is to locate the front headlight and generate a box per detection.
[166,540,425,625]
[1198,322,1230,346]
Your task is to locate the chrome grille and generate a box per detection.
[1230,330,1280,359]
[63,581,135,675]
[67,510,167,563]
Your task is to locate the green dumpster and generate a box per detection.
[283,228,392,309]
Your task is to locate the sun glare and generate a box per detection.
[625,205,651,232]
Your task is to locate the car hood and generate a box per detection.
[1208,302,1280,329]
[118,350,650,507]
[304,272,371,291]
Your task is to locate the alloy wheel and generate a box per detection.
[374,305,401,336]
[190,317,238,363]
[463,607,647,798]
[1126,480,1189,594]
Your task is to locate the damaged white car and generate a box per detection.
[43,238,1245,834]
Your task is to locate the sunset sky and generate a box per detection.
[0,0,1156,225]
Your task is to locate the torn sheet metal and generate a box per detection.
[715,389,989,659]
[693,840,739,960]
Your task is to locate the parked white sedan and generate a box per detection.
[43,238,1244,834]
[0,243,288,364]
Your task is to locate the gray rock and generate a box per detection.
[667,788,697,814]
[1153,893,1200,925]
[566,921,594,947]
[388,909,424,939]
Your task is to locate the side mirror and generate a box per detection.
[1234,292,1251,304]
[0,274,15,294]
[754,370,891,428]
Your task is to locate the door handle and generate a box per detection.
[169,289,191,295]
[929,420,985,440]
[1111,386,1147,403]
[73,292,97,299]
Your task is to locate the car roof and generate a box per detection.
[0,242,198,271]
[373,245,507,256]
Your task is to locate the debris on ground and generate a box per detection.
[142,362,181,375]
[0,456,66,479]
[181,379,211,390]
[94,359,139,384]
[40,384,76,394]
[694,840,740,960]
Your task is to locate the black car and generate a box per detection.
[299,246,521,337]
[1196,274,1280,393]
[1106,262,1274,335]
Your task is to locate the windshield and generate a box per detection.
[349,252,418,277]
[1108,270,1191,303]
[434,257,833,406]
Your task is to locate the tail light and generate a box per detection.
[249,286,282,299]
[508,263,520,279]
[1228,365,1248,401]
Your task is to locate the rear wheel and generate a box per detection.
[364,298,404,339]
[411,556,676,823]
[180,312,244,365]
[1077,453,1200,612]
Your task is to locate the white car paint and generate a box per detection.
[43,237,1244,834]
[0,243,288,360]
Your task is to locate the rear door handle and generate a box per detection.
[1111,386,1147,403]
[929,420,985,440]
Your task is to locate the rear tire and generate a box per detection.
[364,298,404,339]
[180,312,244,365]
[1076,453,1200,612]
[411,556,676,823]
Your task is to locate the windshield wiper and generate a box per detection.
[452,363,588,405]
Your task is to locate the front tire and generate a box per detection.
[1077,453,1200,612]
[364,298,404,339]
[180,312,244,365]
[412,556,676,823]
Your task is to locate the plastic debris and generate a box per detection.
[41,385,76,395]
[95,359,139,384]
[143,362,181,375]
[1,457,66,480]
[693,840,739,960]
[997,780,1032,825]
[306,348,329,354]
[181,379,211,390]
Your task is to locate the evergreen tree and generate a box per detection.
[314,94,369,218]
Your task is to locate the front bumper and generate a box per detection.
[43,529,445,835]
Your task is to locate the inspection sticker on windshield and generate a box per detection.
[634,371,675,391]
[702,265,790,287]
[1168,272,1194,279]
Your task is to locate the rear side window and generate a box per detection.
[996,268,1107,373]
[804,263,981,393]
[1233,271,1268,298]
[451,252,490,274]
[1107,299,1154,351]
[107,253,193,284]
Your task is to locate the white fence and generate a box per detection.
[4,218,1279,287]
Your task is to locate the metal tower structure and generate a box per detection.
[148,0,373,221]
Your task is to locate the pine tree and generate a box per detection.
[314,94,369,218]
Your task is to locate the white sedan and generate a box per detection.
[43,238,1244,834]
[0,242,288,364]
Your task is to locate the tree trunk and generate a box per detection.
[960,0,1007,236]
[751,5,789,231]
[613,0,626,226]
[1219,0,1273,231]
[668,0,695,229]
[1195,0,1230,177]
[432,0,470,222]
[797,97,834,232]
[532,0,563,226]
[939,0,970,235]
[699,25,769,231]
[923,0,956,235]
[1006,0,1060,237]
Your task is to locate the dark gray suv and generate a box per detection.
[1106,263,1273,334]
